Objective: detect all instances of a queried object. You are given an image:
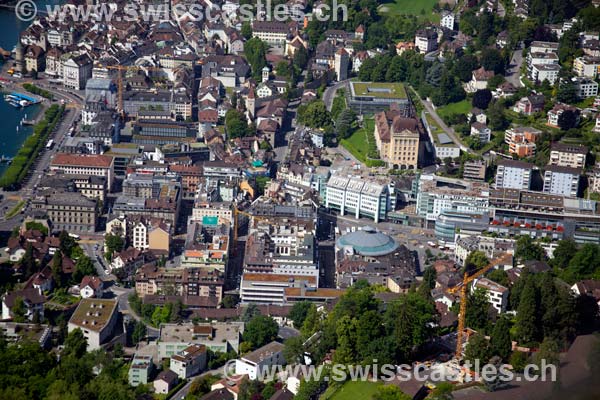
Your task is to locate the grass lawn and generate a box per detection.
[436,100,472,120]
[5,200,25,219]
[378,0,440,21]
[341,126,369,162]
[325,381,383,400]
[350,82,407,99]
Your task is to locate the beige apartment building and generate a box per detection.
[374,109,420,169]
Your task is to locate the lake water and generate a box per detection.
[0,1,59,174]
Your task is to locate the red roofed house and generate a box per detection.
[50,153,114,190]
[80,276,105,298]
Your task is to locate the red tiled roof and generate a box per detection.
[52,153,113,168]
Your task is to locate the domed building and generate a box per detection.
[335,227,399,257]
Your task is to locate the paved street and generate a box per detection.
[323,79,350,111]
[506,48,524,88]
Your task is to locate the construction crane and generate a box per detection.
[103,64,164,116]
[448,252,513,359]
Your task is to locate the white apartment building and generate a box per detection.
[414,28,438,54]
[573,56,600,78]
[67,299,118,351]
[170,345,207,379]
[543,165,581,197]
[235,342,285,380]
[495,159,534,190]
[529,63,560,84]
[50,153,114,191]
[416,175,490,222]
[325,174,393,223]
[440,11,455,30]
[572,76,599,98]
[473,277,509,313]
[549,143,588,169]
[252,21,289,45]
[470,122,492,143]
[240,273,317,304]
[63,54,92,90]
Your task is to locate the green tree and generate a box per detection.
[104,234,124,260]
[297,100,332,129]
[289,301,313,329]
[51,250,64,288]
[534,338,559,367]
[244,37,268,81]
[515,236,545,262]
[550,239,578,269]
[372,384,411,400]
[59,231,76,255]
[490,317,512,360]
[244,315,278,349]
[238,378,265,400]
[131,321,147,344]
[225,109,249,138]
[480,48,505,74]
[556,80,579,103]
[472,89,493,110]
[11,296,27,322]
[515,277,540,344]
[465,250,489,272]
[283,336,304,364]
[73,256,95,283]
[221,294,239,308]
[464,333,491,364]
[63,328,88,358]
[557,109,579,130]
[21,243,37,277]
[430,382,454,400]
[241,304,259,322]
[241,22,252,40]
[466,288,491,332]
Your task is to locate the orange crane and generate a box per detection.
[103,64,164,116]
[448,252,513,359]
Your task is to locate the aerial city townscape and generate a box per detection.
[0,0,600,399]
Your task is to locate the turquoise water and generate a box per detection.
[0,2,57,174]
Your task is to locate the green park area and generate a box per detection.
[378,0,440,20]
[340,118,386,167]
[436,99,471,121]
[323,380,383,400]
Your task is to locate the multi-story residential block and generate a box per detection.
[504,126,542,157]
[191,201,233,224]
[235,342,285,380]
[170,345,207,379]
[122,90,193,120]
[158,322,243,358]
[495,159,534,190]
[135,264,223,304]
[473,277,509,313]
[547,104,580,128]
[440,11,456,30]
[181,219,229,271]
[50,153,114,191]
[470,122,492,143]
[374,109,421,169]
[513,94,545,115]
[572,76,599,98]
[549,142,588,168]
[24,45,45,72]
[573,56,600,78]
[462,160,487,181]
[31,191,98,233]
[454,235,515,266]
[67,298,119,350]
[107,215,173,254]
[63,53,92,90]
[325,174,395,223]
[414,28,438,54]
[240,273,318,304]
[543,165,581,197]
[416,175,490,222]
[252,21,290,45]
[129,355,154,386]
[529,63,560,84]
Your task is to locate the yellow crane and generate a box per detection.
[448,252,513,359]
[103,64,164,116]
